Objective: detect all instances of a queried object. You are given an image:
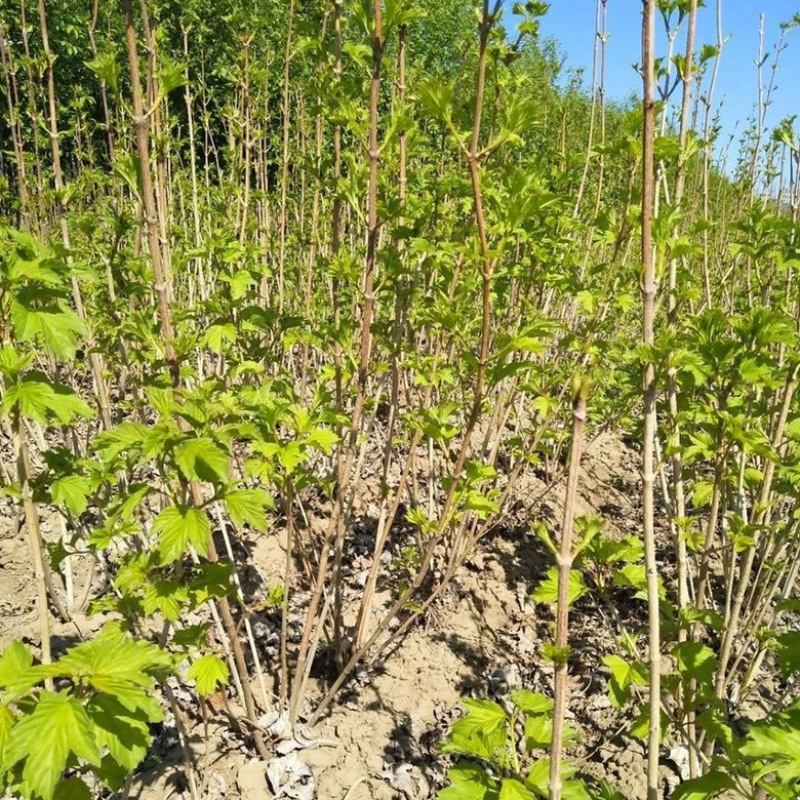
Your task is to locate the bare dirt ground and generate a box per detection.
[0,431,752,800]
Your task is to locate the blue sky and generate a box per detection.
[505,1,800,162]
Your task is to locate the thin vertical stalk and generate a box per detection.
[573,0,603,218]
[327,0,347,668]
[457,0,502,469]
[549,384,588,800]
[12,412,70,677]
[592,0,609,217]
[280,482,295,708]
[748,16,788,202]
[701,0,724,306]
[0,20,29,228]
[19,0,44,209]
[278,0,296,311]
[183,27,205,300]
[38,0,113,431]
[357,0,383,427]
[669,0,697,647]
[641,4,661,799]
[354,16,408,650]
[238,34,254,244]
[299,41,326,398]
[88,0,115,163]
[123,0,179,384]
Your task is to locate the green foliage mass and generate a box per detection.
[1,0,800,798]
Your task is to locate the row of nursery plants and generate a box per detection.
[0,0,799,798]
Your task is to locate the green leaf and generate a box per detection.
[630,704,670,743]
[172,623,212,649]
[189,562,235,606]
[532,567,587,606]
[152,505,211,564]
[510,690,553,715]
[585,533,642,565]
[305,427,340,454]
[499,779,534,800]
[590,781,626,800]
[93,422,151,462]
[225,270,253,300]
[524,759,584,798]
[776,632,800,677]
[112,154,142,199]
[85,52,121,91]
[678,607,724,632]
[524,713,554,748]
[51,475,92,517]
[741,716,800,782]
[87,694,152,770]
[675,642,717,686]
[94,754,128,792]
[11,298,86,360]
[4,691,101,800]
[602,654,648,708]
[0,703,15,760]
[613,563,664,599]
[3,375,94,425]
[187,655,229,697]
[0,343,31,380]
[143,580,190,622]
[575,290,596,313]
[278,440,305,472]
[174,437,229,483]
[0,641,43,697]
[670,772,736,800]
[438,763,497,800]
[602,654,647,686]
[561,780,592,800]
[463,489,500,518]
[525,759,550,796]
[440,699,509,763]
[256,440,307,473]
[419,76,454,123]
[202,323,237,354]
[114,484,153,522]
[157,56,188,96]
[605,674,630,708]
[4,377,52,422]
[696,709,733,751]
[53,778,92,800]
[225,488,275,532]
[57,626,170,715]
